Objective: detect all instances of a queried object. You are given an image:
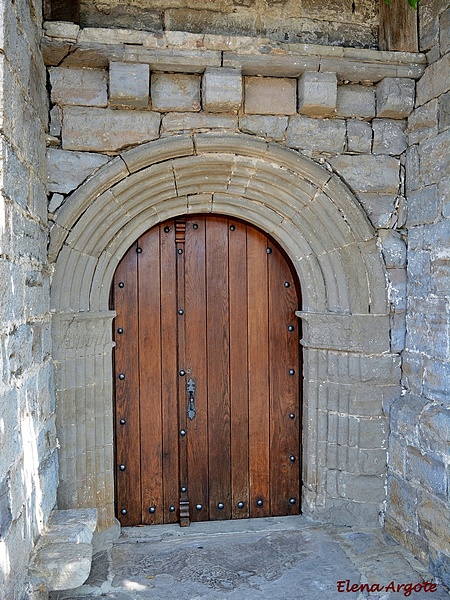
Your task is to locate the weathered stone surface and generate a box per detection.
[49,67,108,107]
[416,53,450,107]
[407,185,439,226]
[372,119,407,156]
[377,77,415,118]
[162,112,237,132]
[336,84,375,119]
[244,76,297,115]
[419,404,450,457]
[286,116,346,153]
[379,229,406,267]
[441,6,450,55]
[43,21,80,41]
[387,267,407,311]
[386,474,418,531]
[239,115,288,140]
[47,148,110,194]
[62,106,160,151]
[406,446,447,499]
[48,194,65,213]
[438,90,450,132]
[109,61,150,108]
[418,492,450,554]
[202,67,242,113]
[407,98,438,145]
[151,72,201,112]
[346,120,372,154]
[298,72,337,117]
[330,155,400,193]
[49,105,61,137]
[418,129,450,186]
[29,543,93,591]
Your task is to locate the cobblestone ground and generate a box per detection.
[50,516,449,600]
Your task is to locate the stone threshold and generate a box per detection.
[27,509,98,597]
[42,22,427,82]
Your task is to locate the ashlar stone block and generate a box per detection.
[346,120,372,154]
[336,84,375,119]
[109,61,150,108]
[202,67,242,113]
[47,148,110,194]
[151,73,201,112]
[244,76,297,115]
[377,78,415,118]
[372,119,407,156]
[50,67,108,107]
[62,107,160,152]
[286,116,346,154]
[298,72,337,117]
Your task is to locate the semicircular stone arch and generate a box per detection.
[51,133,398,531]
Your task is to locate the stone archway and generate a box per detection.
[50,133,398,531]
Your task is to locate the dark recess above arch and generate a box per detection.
[44,0,80,24]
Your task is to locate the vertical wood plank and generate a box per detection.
[113,244,141,525]
[138,228,163,525]
[160,221,180,524]
[247,228,270,518]
[184,216,209,522]
[268,245,301,516]
[379,0,418,52]
[206,216,231,520]
[229,219,250,519]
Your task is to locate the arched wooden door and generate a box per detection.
[112,215,302,526]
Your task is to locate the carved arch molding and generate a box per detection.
[51,134,399,530]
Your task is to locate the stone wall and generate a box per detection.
[43,24,426,532]
[78,0,379,48]
[0,1,58,598]
[385,0,450,588]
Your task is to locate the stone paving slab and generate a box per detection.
[49,516,449,600]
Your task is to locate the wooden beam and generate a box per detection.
[44,0,80,23]
[379,0,419,52]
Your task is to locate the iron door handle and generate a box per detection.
[187,378,196,420]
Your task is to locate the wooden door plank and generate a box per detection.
[138,228,164,525]
[184,216,209,522]
[160,222,180,524]
[229,219,250,519]
[114,245,141,525]
[206,216,231,520]
[268,245,301,516]
[247,228,270,518]
[379,0,418,52]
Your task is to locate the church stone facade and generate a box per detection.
[0,0,449,597]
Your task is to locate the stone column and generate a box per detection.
[52,311,116,529]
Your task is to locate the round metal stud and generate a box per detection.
[237,501,244,509]
[164,226,170,233]
[119,464,126,471]
[121,508,127,515]
[257,499,263,507]
[218,503,224,509]
[266,248,272,254]
[117,327,124,334]
[118,282,124,288]
[118,373,125,380]
[169,505,176,512]
[289,369,295,376]
[230,225,236,231]
[178,309,184,315]
[193,223,199,230]
[136,247,142,253]
[290,455,296,462]
[196,504,202,511]
[180,429,186,437]
[149,506,156,514]
[288,325,294,332]
[181,487,187,493]
[289,498,296,505]
[178,248,183,254]
[120,418,126,425]
[284,281,290,288]
[179,370,186,376]
[289,413,295,420]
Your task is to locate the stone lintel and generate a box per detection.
[297,311,391,353]
[42,27,426,84]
